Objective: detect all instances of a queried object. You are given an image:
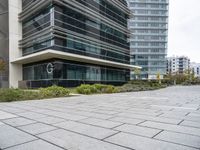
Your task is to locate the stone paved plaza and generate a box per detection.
[0,86,200,150]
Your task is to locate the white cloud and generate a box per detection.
[168,0,200,62]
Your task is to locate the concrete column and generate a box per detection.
[8,0,22,88]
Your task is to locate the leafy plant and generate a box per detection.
[118,80,167,93]
[76,84,118,95]
[0,86,70,102]
[39,85,70,98]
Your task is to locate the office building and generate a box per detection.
[0,0,9,88]
[0,0,140,88]
[128,0,169,79]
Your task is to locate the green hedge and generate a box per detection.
[0,89,39,102]
[76,84,118,95]
[118,80,167,93]
[0,86,70,102]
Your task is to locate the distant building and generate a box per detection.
[167,56,190,75]
[127,0,169,80]
[191,62,200,78]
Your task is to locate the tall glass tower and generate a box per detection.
[128,0,169,79]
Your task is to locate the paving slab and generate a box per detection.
[33,116,66,124]
[54,121,118,140]
[0,124,36,149]
[117,113,182,124]
[79,118,123,129]
[140,121,200,137]
[0,111,17,120]
[18,123,57,135]
[17,112,47,119]
[109,116,145,125]
[105,132,198,150]
[38,129,129,150]
[154,131,200,148]
[4,140,64,150]
[114,124,161,137]
[41,111,88,121]
[2,117,36,127]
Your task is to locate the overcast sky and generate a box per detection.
[168,0,200,62]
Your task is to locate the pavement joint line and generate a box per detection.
[75,119,125,130]
[34,128,61,136]
[111,123,126,129]
[101,131,121,141]
[102,139,135,150]
[136,120,147,126]
[177,119,185,125]
[90,110,121,116]
[185,112,191,116]
[156,112,164,117]
[152,129,164,138]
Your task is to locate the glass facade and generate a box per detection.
[23,59,129,88]
[128,0,169,79]
[0,0,9,88]
[19,0,130,88]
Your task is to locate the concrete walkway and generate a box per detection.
[0,86,200,150]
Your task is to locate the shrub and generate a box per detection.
[39,85,70,98]
[118,80,167,93]
[76,84,118,94]
[101,85,118,93]
[0,86,70,102]
[0,89,39,102]
[76,84,97,95]
[94,84,106,92]
[0,89,22,102]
